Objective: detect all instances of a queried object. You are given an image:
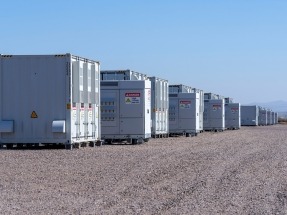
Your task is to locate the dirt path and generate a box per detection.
[0,125,287,214]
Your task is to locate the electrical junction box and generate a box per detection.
[203,99,225,131]
[225,103,241,129]
[169,85,204,133]
[100,80,151,143]
[169,92,200,136]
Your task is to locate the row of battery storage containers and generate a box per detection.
[224,98,241,130]
[168,85,203,136]
[268,110,276,125]
[0,54,101,149]
[262,108,277,125]
[241,105,278,126]
[203,93,225,131]
[100,70,169,142]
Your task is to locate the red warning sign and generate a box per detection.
[125,92,141,104]
[179,100,191,109]
[213,104,222,110]
[180,101,191,104]
[125,93,140,97]
[231,107,239,113]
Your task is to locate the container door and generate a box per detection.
[87,103,93,138]
[155,80,160,133]
[72,60,85,139]
[199,91,204,130]
[203,100,211,129]
[101,90,120,135]
[71,103,79,138]
[210,100,224,129]
[178,96,195,130]
[169,98,179,131]
[164,81,169,133]
[119,89,144,135]
[150,79,156,134]
[80,103,85,138]
[144,88,151,135]
[90,63,100,139]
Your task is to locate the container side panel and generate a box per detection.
[101,90,120,135]
[169,97,179,131]
[149,77,169,135]
[204,99,225,130]
[1,56,67,142]
[144,87,151,135]
[241,106,259,126]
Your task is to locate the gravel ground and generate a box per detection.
[0,125,287,215]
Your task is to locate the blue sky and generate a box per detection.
[1,0,286,104]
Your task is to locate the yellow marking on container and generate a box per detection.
[31,111,38,118]
[67,103,71,109]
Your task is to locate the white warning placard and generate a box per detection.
[213,104,222,111]
[179,100,191,109]
[125,93,141,104]
[231,107,239,113]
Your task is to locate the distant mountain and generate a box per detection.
[247,100,287,113]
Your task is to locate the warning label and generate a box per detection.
[179,100,191,109]
[125,92,140,104]
[231,108,239,113]
[31,111,38,118]
[213,104,222,111]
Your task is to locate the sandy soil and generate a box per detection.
[0,125,287,215]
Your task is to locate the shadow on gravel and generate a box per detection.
[3,144,66,150]
[103,143,144,146]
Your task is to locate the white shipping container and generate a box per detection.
[241,105,259,126]
[275,112,279,124]
[203,99,225,131]
[192,88,204,132]
[169,92,201,136]
[149,77,169,137]
[272,112,275,125]
[258,107,267,126]
[267,110,272,125]
[169,85,204,132]
[100,80,151,144]
[225,103,241,129]
[0,54,101,149]
[100,70,169,138]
